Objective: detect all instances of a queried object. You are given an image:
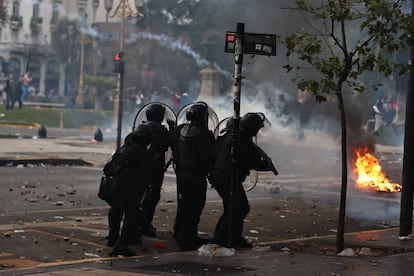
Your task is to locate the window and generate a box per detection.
[12,1,19,18]
[33,1,40,18]
[51,2,60,23]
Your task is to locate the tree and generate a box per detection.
[281,0,414,252]
[84,74,113,110]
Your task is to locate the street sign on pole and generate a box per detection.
[225,23,276,246]
[225,31,276,56]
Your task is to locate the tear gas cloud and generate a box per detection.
[51,1,401,225]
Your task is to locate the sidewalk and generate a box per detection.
[1,227,414,275]
[1,127,413,275]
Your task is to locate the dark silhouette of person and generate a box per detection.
[170,102,214,251]
[38,125,47,138]
[12,77,23,109]
[4,76,14,109]
[94,128,103,142]
[209,113,278,248]
[140,103,171,237]
[109,124,152,257]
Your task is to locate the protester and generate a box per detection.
[21,73,32,101]
[109,124,152,257]
[170,102,215,251]
[4,75,13,109]
[372,97,385,136]
[12,77,23,109]
[209,113,278,248]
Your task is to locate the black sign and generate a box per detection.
[224,31,277,56]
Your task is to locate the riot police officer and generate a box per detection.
[210,112,278,248]
[140,103,171,237]
[109,123,152,257]
[170,102,215,251]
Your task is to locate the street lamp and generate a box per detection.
[103,0,114,23]
[75,29,91,109]
[75,11,90,109]
[106,0,144,149]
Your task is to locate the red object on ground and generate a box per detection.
[153,241,166,249]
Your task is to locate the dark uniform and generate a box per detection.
[170,102,214,251]
[109,124,152,257]
[4,78,13,109]
[210,113,278,248]
[140,104,171,237]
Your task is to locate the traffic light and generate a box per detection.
[113,51,124,74]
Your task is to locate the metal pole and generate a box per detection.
[116,66,124,150]
[115,0,126,149]
[399,1,414,237]
[228,22,244,245]
[76,32,85,108]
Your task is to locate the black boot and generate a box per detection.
[106,230,119,247]
[141,224,157,237]
[109,239,136,257]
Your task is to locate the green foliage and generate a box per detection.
[83,75,113,92]
[50,18,80,64]
[281,0,414,97]
[0,106,112,128]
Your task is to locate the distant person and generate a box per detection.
[382,96,396,126]
[150,90,163,103]
[162,86,183,112]
[38,125,47,138]
[94,128,103,142]
[21,73,32,101]
[12,77,23,109]
[372,97,385,136]
[4,76,13,109]
[179,92,190,109]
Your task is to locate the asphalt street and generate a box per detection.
[0,125,411,275]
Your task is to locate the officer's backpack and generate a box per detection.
[98,144,131,203]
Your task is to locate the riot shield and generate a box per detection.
[132,102,176,131]
[214,113,273,191]
[176,102,220,137]
[132,102,176,169]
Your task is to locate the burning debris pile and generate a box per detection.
[353,147,401,193]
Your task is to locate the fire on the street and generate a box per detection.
[354,147,401,193]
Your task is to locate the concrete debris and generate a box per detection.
[198,244,235,258]
[84,253,100,258]
[338,248,355,257]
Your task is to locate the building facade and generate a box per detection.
[0,0,110,97]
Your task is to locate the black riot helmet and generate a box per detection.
[131,123,152,146]
[240,112,265,137]
[145,103,166,124]
[186,102,208,125]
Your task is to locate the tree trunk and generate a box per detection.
[336,84,348,253]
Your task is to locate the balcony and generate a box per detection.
[30,17,43,32]
[10,15,23,31]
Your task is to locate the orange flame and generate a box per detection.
[354,147,401,192]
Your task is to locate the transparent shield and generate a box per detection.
[132,102,176,167]
[176,102,220,137]
[132,102,176,131]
